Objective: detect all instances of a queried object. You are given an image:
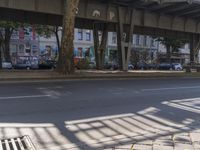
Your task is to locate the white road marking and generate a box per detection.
[0,95,50,100]
[142,85,200,91]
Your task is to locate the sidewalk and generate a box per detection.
[0,70,200,82]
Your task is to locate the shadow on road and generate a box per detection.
[0,80,200,149]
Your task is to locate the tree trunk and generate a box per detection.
[166,45,171,63]
[54,26,61,52]
[4,39,11,62]
[116,25,123,70]
[57,0,79,74]
[99,24,108,70]
[93,24,100,70]
[0,45,2,69]
[2,28,13,62]
[54,26,60,60]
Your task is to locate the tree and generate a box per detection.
[57,0,79,74]
[0,39,2,69]
[35,25,62,57]
[155,37,187,63]
[0,21,21,62]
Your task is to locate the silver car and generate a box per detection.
[172,63,183,71]
[2,61,12,69]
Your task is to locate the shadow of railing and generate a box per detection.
[0,98,200,149]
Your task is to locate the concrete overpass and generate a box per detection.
[0,0,200,69]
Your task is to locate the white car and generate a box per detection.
[2,61,13,69]
[172,63,183,71]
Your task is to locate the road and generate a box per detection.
[0,78,200,150]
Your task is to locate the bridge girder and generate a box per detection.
[0,0,200,40]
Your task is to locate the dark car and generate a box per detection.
[104,62,119,70]
[148,64,158,70]
[135,63,149,70]
[158,63,172,70]
[39,60,57,69]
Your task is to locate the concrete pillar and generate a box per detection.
[190,34,200,64]
[190,42,194,64]
[117,7,135,71]
[194,35,200,63]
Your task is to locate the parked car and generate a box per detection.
[158,63,172,70]
[88,61,96,69]
[148,64,158,70]
[104,61,119,70]
[39,60,57,69]
[128,64,134,70]
[2,61,12,69]
[13,60,38,70]
[172,63,183,71]
[137,63,149,70]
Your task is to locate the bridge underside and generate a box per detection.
[0,7,193,40]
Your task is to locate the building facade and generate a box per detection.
[74,29,94,59]
[5,27,198,65]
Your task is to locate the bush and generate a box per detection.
[185,66,191,73]
[76,59,89,69]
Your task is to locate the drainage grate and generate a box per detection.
[0,136,36,150]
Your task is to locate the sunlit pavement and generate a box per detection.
[0,78,200,149]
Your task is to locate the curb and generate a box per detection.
[1,74,200,83]
[1,70,200,83]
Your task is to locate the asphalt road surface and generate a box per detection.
[0,78,200,150]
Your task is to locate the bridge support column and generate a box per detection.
[190,34,200,64]
[93,23,108,70]
[117,8,136,71]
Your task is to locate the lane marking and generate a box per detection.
[0,95,50,100]
[142,85,200,91]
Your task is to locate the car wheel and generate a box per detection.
[176,67,181,71]
[26,67,30,70]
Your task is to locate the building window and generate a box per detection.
[143,36,147,46]
[86,30,91,41]
[151,38,155,47]
[32,45,38,56]
[10,44,18,56]
[78,29,83,40]
[136,35,140,46]
[78,47,83,57]
[112,32,117,44]
[85,48,90,57]
[18,44,25,55]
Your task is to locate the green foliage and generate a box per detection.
[35,25,61,38]
[0,21,21,29]
[0,21,24,62]
[155,37,187,53]
[35,25,61,53]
